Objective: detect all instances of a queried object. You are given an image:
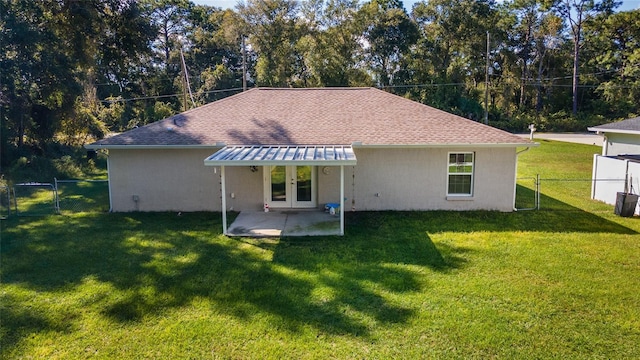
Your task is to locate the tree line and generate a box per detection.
[1,0,639,167]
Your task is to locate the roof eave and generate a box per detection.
[587,127,640,136]
[351,142,539,148]
[86,142,538,151]
[85,144,225,150]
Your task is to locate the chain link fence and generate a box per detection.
[0,175,627,217]
[54,179,109,214]
[516,175,627,212]
[515,177,539,210]
[0,185,10,219]
[12,182,58,216]
[3,179,109,217]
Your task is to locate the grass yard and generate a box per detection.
[2,141,639,359]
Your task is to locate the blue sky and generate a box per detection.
[193,0,640,12]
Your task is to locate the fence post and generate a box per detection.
[12,187,17,215]
[536,174,540,210]
[54,178,60,213]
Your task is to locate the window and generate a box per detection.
[448,152,474,196]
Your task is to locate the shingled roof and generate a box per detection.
[88,87,532,148]
[588,117,640,134]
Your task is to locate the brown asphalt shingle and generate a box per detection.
[89,87,532,147]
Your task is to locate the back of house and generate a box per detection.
[87,87,535,213]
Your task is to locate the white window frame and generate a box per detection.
[447,152,475,197]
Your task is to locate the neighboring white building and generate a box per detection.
[589,117,640,156]
[589,117,640,212]
[86,87,536,221]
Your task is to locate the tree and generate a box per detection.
[1,0,82,152]
[505,0,564,112]
[187,6,247,102]
[359,0,419,87]
[145,0,193,65]
[237,0,302,86]
[0,0,158,162]
[96,1,155,97]
[553,0,620,115]
[408,0,497,118]
[296,0,371,86]
[584,9,640,116]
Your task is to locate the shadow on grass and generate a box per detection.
[1,192,634,352]
[11,185,57,216]
[0,293,74,342]
[516,183,591,212]
[0,211,459,351]
[513,185,636,234]
[56,181,110,214]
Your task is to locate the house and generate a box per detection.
[588,117,640,211]
[86,87,535,233]
[588,117,640,156]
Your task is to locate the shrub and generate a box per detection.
[53,155,83,179]
[4,145,106,183]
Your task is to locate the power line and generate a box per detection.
[386,82,638,90]
[380,83,466,89]
[99,87,243,104]
[101,75,638,104]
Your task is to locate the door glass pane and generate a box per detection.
[296,166,312,202]
[271,166,286,202]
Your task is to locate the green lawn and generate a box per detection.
[2,141,639,359]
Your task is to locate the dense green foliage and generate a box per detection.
[2,0,639,178]
[2,141,640,358]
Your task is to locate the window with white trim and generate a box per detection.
[447,152,474,196]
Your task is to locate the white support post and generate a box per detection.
[340,165,345,236]
[221,166,227,235]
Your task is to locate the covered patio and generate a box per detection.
[204,145,357,236]
[227,209,341,237]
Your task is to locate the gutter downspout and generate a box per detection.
[513,147,532,211]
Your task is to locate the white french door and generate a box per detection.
[264,165,316,208]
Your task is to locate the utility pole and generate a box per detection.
[179,47,196,110]
[180,48,188,112]
[484,31,490,125]
[242,36,247,92]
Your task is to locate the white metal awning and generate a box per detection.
[204,145,357,166]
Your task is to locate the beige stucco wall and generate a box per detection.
[108,147,518,212]
[222,165,265,211]
[317,166,343,206]
[108,148,222,212]
[349,147,517,212]
[604,133,640,156]
[108,148,267,212]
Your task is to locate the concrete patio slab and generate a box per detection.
[227,210,341,237]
